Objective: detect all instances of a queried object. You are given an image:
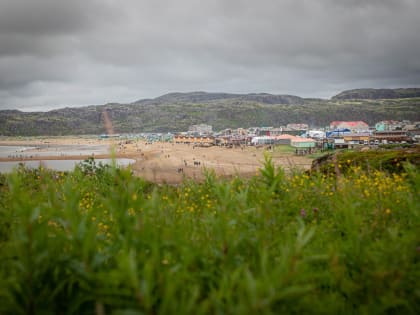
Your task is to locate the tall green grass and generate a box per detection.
[0,156,419,314]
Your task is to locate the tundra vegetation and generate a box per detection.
[1,91,419,135]
[0,154,419,314]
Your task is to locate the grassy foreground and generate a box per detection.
[0,157,419,314]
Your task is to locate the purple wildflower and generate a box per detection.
[300,209,307,217]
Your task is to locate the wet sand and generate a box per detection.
[0,137,312,184]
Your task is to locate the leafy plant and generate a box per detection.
[0,158,418,314]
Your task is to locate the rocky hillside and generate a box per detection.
[332,88,420,100]
[1,91,419,136]
[132,92,304,105]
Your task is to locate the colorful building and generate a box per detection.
[372,131,410,143]
[329,121,369,132]
[375,120,402,131]
[290,137,316,148]
[174,134,215,146]
[343,133,371,145]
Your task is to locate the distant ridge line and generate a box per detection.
[0,88,419,136]
[332,88,420,100]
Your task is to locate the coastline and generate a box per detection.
[0,137,312,184]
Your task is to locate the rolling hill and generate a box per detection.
[0,91,419,136]
[332,88,420,100]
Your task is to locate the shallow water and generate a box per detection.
[0,158,135,173]
[0,146,36,157]
[0,144,108,158]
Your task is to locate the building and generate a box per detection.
[174,134,215,146]
[230,135,248,146]
[274,134,297,145]
[307,130,326,139]
[403,122,420,131]
[291,137,317,155]
[215,136,230,146]
[235,128,248,135]
[290,137,316,148]
[326,128,351,138]
[188,124,213,135]
[372,131,410,143]
[257,127,273,136]
[343,133,371,145]
[333,138,348,148]
[329,121,369,132]
[267,128,283,136]
[286,123,309,130]
[375,120,402,131]
[251,136,276,145]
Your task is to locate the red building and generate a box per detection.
[329,121,369,132]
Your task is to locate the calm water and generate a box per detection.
[0,144,108,158]
[0,146,36,157]
[0,158,135,173]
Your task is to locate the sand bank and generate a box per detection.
[0,137,312,184]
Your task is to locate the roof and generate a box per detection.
[274,134,299,140]
[330,121,368,127]
[291,137,316,143]
[376,120,400,124]
[343,133,371,137]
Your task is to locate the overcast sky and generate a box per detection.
[1,0,420,111]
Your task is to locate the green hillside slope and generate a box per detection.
[1,92,419,136]
[332,88,420,100]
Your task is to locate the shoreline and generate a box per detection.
[0,137,313,184]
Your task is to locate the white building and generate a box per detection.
[308,130,326,139]
[188,124,213,135]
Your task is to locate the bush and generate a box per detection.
[0,157,419,314]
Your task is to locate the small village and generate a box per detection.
[144,119,420,155]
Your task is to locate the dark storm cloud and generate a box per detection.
[0,1,88,37]
[0,0,117,37]
[0,0,419,110]
[0,0,117,57]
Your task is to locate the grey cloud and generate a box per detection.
[0,0,419,110]
[0,0,115,36]
[0,0,118,58]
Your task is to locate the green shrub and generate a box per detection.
[0,157,419,314]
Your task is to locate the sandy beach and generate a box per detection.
[0,137,312,184]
